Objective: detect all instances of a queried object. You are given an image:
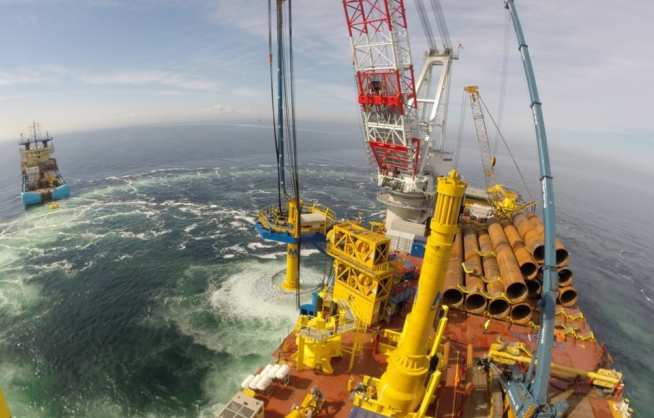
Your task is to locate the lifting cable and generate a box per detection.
[287,0,302,310]
[278,0,301,308]
[453,89,467,169]
[492,11,511,155]
[416,0,437,52]
[479,95,534,201]
[270,0,302,309]
[430,0,451,50]
[267,0,283,213]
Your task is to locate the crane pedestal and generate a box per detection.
[352,170,467,416]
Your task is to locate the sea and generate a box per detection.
[0,122,652,417]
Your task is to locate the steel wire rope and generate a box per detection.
[492,11,511,155]
[287,0,302,309]
[453,89,467,169]
[268,0,283,212]
[479,95,534,201]
[430,0,451,50]
[416,0,437,52]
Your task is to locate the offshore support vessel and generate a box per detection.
[18,123,70,207]
[240,1,634,418]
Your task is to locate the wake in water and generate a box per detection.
[0,164,376,418]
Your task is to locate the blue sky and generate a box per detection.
[0,0,651,170]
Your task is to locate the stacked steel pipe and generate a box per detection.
[462,227,487,314]
[478,231,510,319]
[488,222,532,323]
[488,223,528,303]
[439,213,578,321]
[442,229,464,308]
[512,213,577,307]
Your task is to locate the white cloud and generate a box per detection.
[0,67,59,86]
[210,0,350,64]
[0,66,220,92]
[78,70,221,91]
[0,0,650,142]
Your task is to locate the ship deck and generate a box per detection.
[230,305,620,418]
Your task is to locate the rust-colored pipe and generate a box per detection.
[442,229,464,308]
[527,214,570,266]
[503,223,538,279]
[488,223,528,303]
[510,302,532,324]
[557,264,574,287]
[513,213,545,263]
[558,286,578,307]
[478,231,510,319]
[462,226,487,314]
[526,279,542,299]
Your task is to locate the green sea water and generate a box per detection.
[0,123,651,417]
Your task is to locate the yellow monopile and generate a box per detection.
[376,170,466,413]
[282,199,301,291]
[282,242,300,291]
[0,389,10,418]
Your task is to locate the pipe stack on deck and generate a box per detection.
[462,226,487,314]
[440,212,578,323]
[443,225,531,323]
[478,231,510,319]
[514,213,577,307]
[442,229,464,308]
[488,223,532,323]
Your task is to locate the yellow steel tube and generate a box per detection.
[282,242,300,291]
[416,370,442,418]
[281,198,301,292]
[0,390,10,418]
[377,170,466,413]
[429,305,449,358]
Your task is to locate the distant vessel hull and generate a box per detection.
[21,179,70,207]
[18,124,70,208]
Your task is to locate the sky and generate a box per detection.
[0,0,652,171]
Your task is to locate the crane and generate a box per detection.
[464,85,526,217]
[481,1,566,417]
[341,0,457,237]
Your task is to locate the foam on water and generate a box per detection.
[209,260,322,322]
[246,242,274,251]
[143,259,325,415]
[0,271,41,318]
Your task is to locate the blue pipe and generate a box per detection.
[504,0,559,410]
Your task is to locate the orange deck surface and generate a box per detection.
[227,303,619,418]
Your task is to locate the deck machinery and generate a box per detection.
[228,1,633,418]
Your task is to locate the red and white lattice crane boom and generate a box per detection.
[342,0,457,227]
